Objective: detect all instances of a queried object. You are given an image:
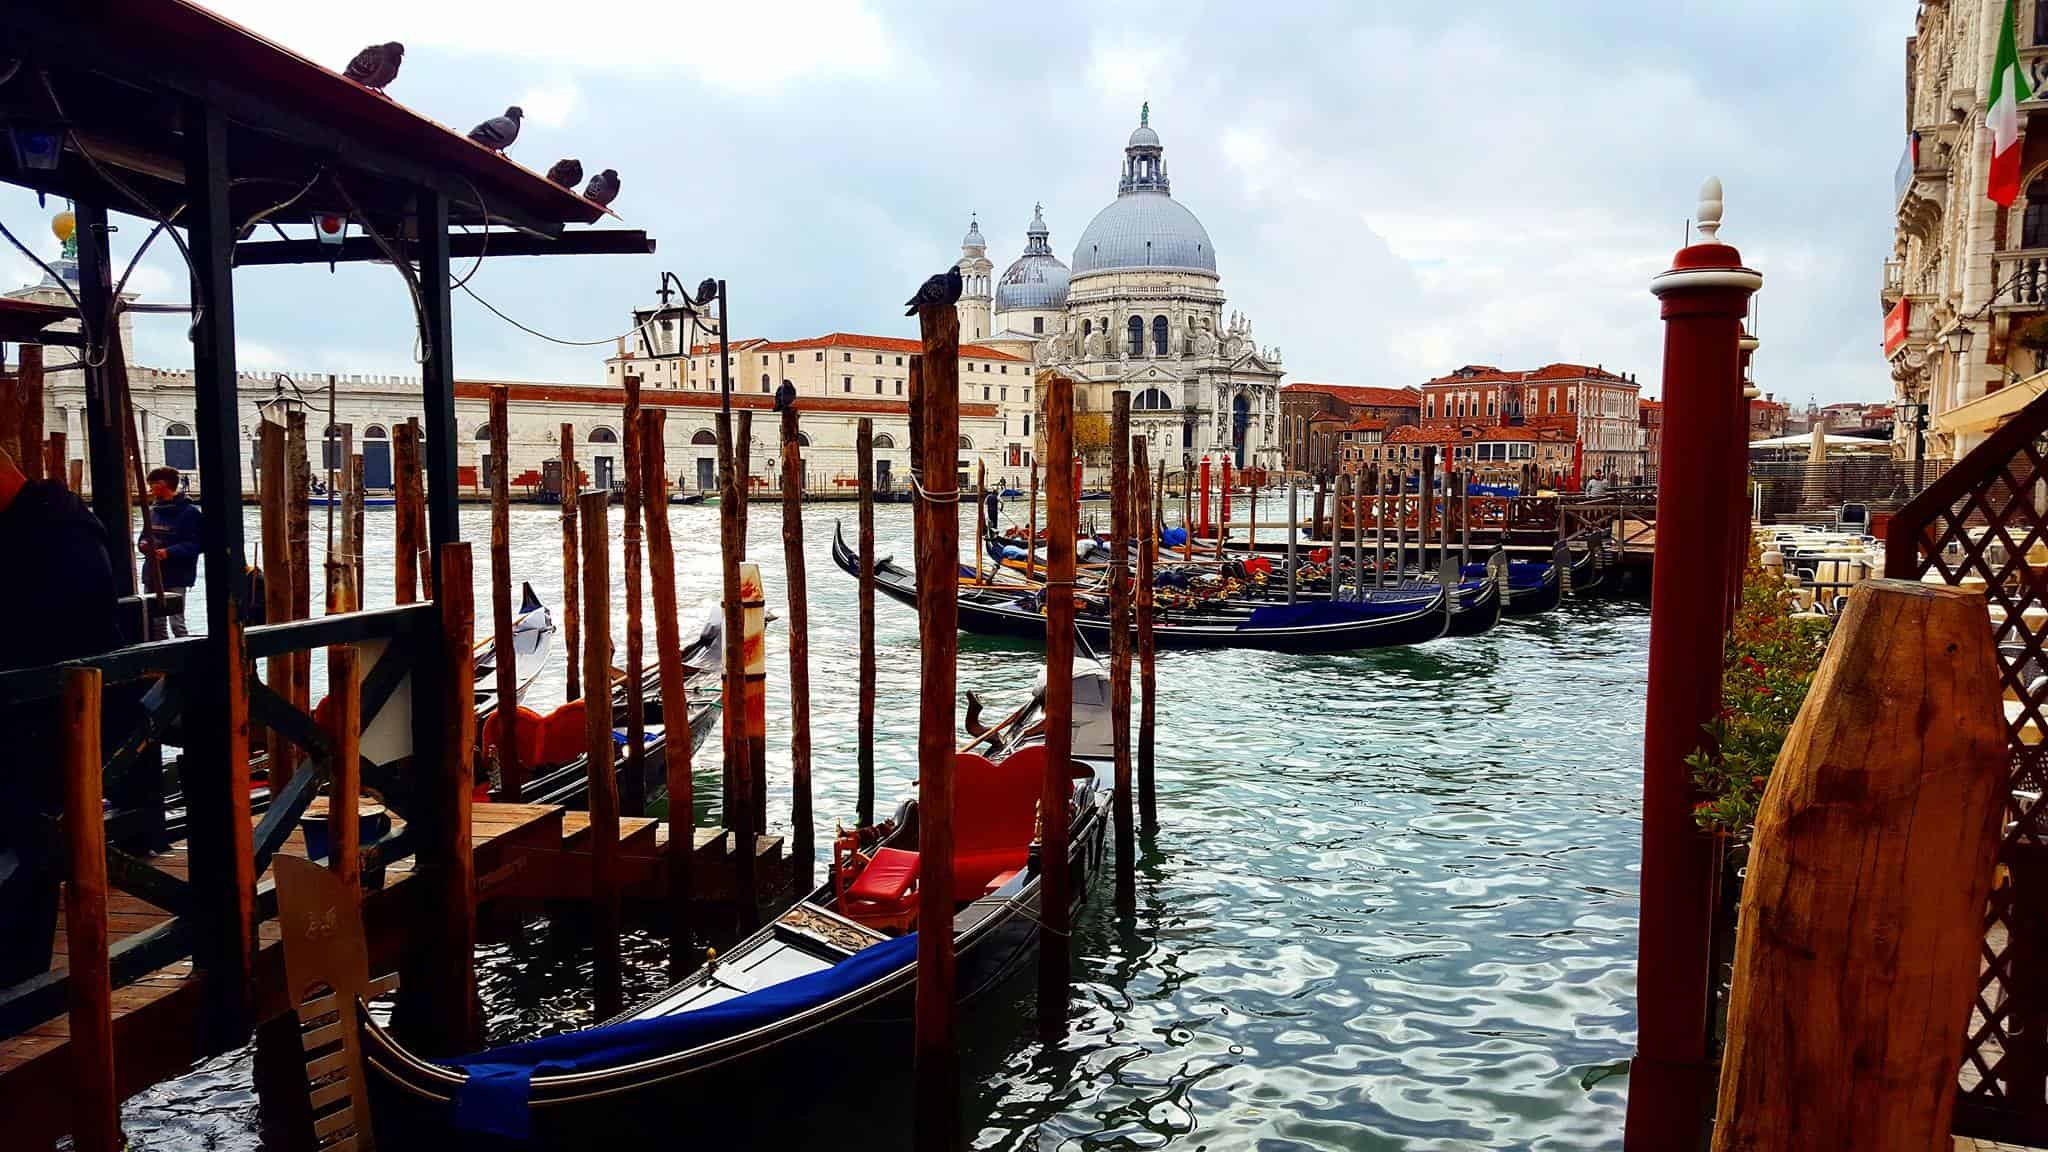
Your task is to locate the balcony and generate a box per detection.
[1897,129,1953,242]
[1992,248,2048,312]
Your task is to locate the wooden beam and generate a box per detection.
[578,490,623,1017]
[392,424,422,605]
[2,342,44,479]
[779,407,815,896]
[488,385,522,802]
[639,410,695,963]
[1037,370,1075,1043]
[621,375,646,819]
[429,543,478,1053]
[559,423,582,703]
[856,417,877,828]
[417,192,460,593]
[1712,580,2005,1151]
[61,667,122,1152]
[231,230,656,266]
[909,312,961,1152]
[72,200,138,598]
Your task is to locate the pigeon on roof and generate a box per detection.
[343,42,404,91]
[583,168,620,207]
[903,266,963,316]
[545,159,583,188]
[467,107,522,151]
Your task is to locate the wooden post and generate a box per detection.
[324,566,361,894]
[1135,439,1159,836]
[855,418,877,827]
[350,454,365,603]
[741,561,769,885]
[621,375,647,818]
[1039,371,1076,1044]
[734,408,752,553]
[287,411,311,709]
[488,385,523,802]
[45,431,66,487]
[1286,471,1299,603]
[909,306,962,1152]
[578,490,624,1017]
[1109,393,1136,918]
[1247,473,1257,558]
[559,422,582,702]
[1374,469,1388,589]
[260,422,293,788]
[716,411,758,926]
[1314,472,1327,543]
[428,543,477,1052]
[393,422,422,605]
[640,412,696,959]
[973,459,986,586]
[4,342,45,478]
[1711,580,2004,1152]
[1353,474,1366,599]
[780,407,815,895]
[1332,473,1349,597]
[1025,454,1039,582]
[61,667,121,1152]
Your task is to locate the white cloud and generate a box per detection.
[514,83,579,130]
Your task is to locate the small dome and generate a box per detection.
[1127,124,1160,149]
[996,202,1070,312]
[962,215,985,250]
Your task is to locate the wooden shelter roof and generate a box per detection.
[2,0,607,236]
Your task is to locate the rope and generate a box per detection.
[910,473,960,505]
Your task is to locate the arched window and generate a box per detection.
[474,424,493,440]
[589,426,619,444]
[1152,315,1169,356]
[2027,179,2048,248]
[959,435,972,450]
[796,432,811,447]
[760,373,771,392]
[872,433,897,449]
[162,422,196,470]
[1134,387,1173,411]
[321,423,343,470]
[1082,319,1092,338]
[1127,316,1144,357]
[364,425,388,440]
[691,429,718,445]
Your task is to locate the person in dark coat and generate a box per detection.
[139,466,203,639]
[0,446,123,983]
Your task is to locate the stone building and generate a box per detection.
[1639,398,1664,484]
[1883,0,2048,461]
[1368,423,1575,483]
[1277,383,1422,477]
[963,106,1287,478]
[1419,363,1645,481]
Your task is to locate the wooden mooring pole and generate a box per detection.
[734,408,753,553]
[910,309,961,1152]
[717,410,759,927]
[1038,371,1076,1043]
[621,376,647,818]
[855,417,877,828]
[1332,472,1349,596]
[1109,392,1136,918]
[393,422,422,605]
[324,566,361,894]
[1025,453,1039,582]
[1711,581,2003,1151]
[1353,475,1365,599]
[1135,438,1159,836]
[640,410,697,961]
[61,667,121,1152]
[285,411,311,710]
[1286,470,1299,603]
[260,421,292,781]
[489,385,523,802]
[780,407,815,895]
[1627,179,1760,1152]
[559,422,582,702]
[741,562,769,888]
[578,489,624,1018]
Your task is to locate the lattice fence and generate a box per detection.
[1886,390,2048,1141]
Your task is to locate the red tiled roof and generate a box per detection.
[1344,418,1388,432]
[1423,363,1636,387]
[1524,363,1631,382]
[1282,382,1421,407]
[1638,398,1664,410]
[682,333,1021,362]
[1384,424,1568,445]
[454,379,998,418]
[1422,366,1519,386]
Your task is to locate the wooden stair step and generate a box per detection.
[558,812,660,856]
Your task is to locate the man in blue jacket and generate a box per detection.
[140,466,203,639]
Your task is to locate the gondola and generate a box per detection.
[274,671,1116,1148]
[1496,546,1566,617]
[835,522,1450,653]
[1567,540,1606,595]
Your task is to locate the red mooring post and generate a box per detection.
[1220,456,1233,538]
[1624,177,1761,1152]
[1198,455,1212,537]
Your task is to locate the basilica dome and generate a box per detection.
[1071,108,1217,278]
[995,203,1070,312]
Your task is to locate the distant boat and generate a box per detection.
[305,492,396,508]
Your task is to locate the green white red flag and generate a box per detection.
[1991,0,2032,206]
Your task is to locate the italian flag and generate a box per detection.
[1991,0,2032,206]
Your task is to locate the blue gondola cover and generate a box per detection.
[442,933,919,1138]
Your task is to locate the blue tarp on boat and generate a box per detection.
[1240,597,1422,630]
[442,932,919,1138]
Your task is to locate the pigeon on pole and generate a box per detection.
[343,42,404,91]
[903,266,963,316]
[467,106,523,152]
[583,168,621,207]
[545,159,583,188]
[774,379,798,413]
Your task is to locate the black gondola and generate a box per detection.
[835,522,1451,653]
[274,673,1117,1148]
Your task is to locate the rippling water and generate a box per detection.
[130,500,1645,1150]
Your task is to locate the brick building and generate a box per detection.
[1367,423,1576,485]
[1278,383,1421,477]
[1419,362,1646,481]
[1748,394,1788,440]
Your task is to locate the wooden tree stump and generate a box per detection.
[1712,578,2006,1152]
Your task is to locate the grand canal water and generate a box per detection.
[129,500,1647,1150]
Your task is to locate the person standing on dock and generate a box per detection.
[138,467,202,640]
[0,445,122,982]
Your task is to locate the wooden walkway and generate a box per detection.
[0,802,781,1149]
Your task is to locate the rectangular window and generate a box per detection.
[875,354,883,364]
[786,353,795,363]
[895,356,904,366]
[876,379,884,394]
[843,377,852,392]
[1000,387,1008,401]
[1024,413,1032,435]
[983,386,991,400]
[843,352,851,362]
[815,351,824,362]
[1001,365,1008,374]
[895,381,903,395]
[1033,316,1044,334]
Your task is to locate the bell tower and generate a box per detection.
[956,215,993,342]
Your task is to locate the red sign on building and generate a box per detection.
[1883,299,1910,358]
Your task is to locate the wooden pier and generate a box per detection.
[0,803,781,1151]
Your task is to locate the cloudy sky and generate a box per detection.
[2,1,1911,404]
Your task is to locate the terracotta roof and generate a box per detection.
[453,380,998,419]
[1524,363,1631,382]
[1344,418,1388,432]
[1422,366,1520,386]
[1282,383,1421,407]
[1422,363,1637,387]
[682,332,1022,362]
[1384,424,1567,445]
[1638,398,1664,410]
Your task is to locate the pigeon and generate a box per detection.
[583,168,620,207]
[773,379,798,413]
[467,106,522,152]
[903,266,963,316]
[545,159,583,188]
[343,42,403,91]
